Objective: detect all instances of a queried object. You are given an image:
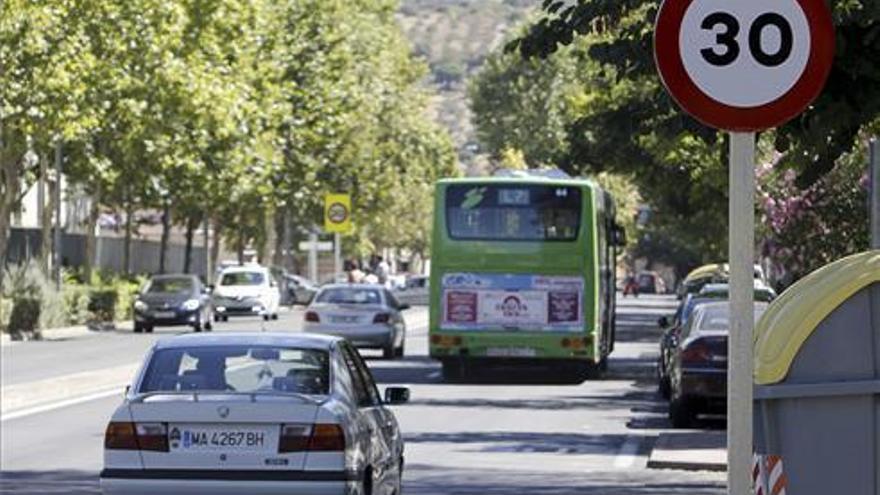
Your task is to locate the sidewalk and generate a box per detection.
[0,321,131,346]
[648,431,727,472]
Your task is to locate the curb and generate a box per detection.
[647,432,727,472]
[0,321,134,346]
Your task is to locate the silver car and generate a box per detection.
[303,285,409,360]
[101,332,409,495]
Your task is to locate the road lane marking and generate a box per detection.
[613,436,643,469]
[0,387,122,422]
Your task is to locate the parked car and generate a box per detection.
[667,301,769,427]
[101,332,409,495]
[285,274,319,305]
[637,271,667,294]
[394,275,429,306]
[212,266,280,322]
[133,274,212,333]
[698,282,777,302]
[303,284,409,359]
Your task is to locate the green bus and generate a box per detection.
[429,175,626,381]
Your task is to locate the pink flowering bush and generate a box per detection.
[758,146,870,287]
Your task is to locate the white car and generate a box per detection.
[101,333,409,495]
[212,266,281,322]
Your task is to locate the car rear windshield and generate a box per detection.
[139,346,329,395]
[145,277,194,294]
[446,184,582,241]
[221,272,265,286]
[316,288,382,305]
[697,304,768,332]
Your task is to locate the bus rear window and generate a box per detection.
[446,185,582,241]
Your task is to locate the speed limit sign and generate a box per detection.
[655,0,834,131]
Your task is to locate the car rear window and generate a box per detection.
[316,288,382,305]
[139,346,329,395]
[221,272,265,286]
[145,277,194,294]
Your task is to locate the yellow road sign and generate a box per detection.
[324,193,352,234]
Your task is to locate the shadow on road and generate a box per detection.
[405,464,725,495]
[0,471,99,495]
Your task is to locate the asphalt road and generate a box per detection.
[0,296,725,494]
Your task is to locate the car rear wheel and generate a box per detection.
[271,313,279,321]
[133,324,144,333]
[204,320,213,331]
[263,314,270,322]
[144,325,154,333]
[669,395,696,428]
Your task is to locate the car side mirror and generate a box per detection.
[658,316,669,328]
[124,385,131,397]
[398,303,411,311]
[384,387,410,405]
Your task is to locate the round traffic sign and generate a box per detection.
[327,202,349,224]
[655,0,834,131]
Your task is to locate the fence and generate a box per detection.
[6,227,208,278]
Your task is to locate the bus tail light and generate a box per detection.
[432,335,463,347]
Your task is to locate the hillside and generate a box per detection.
[396,0,535,174]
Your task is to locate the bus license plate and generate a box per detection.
[169,425,271,452]
[486,347,536,357]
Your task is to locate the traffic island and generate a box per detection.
[647,431,726,472]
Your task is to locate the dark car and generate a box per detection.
[132,274,213,333]
[667,301,768,427]
[284,274,318,305]
[657,294,714,399]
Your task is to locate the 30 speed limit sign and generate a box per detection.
[655,0,834,131]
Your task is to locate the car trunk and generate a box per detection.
[128,394,320,470]
[313,303,385,325]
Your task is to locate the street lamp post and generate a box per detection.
[54,140,62,290]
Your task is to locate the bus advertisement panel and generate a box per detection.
[441,273,584,332]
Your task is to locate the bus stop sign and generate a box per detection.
[654,0,834,131]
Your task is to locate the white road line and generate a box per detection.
[1,387,122,422]
[613,435,642,469]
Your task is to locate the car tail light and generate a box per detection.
[105,422,139,450]
[105,422,168,452]
[279,424,345,453]
[279,424,312,453]
[373,313,391,324]
[308,424,346,451]
[136,423,169,452]
[681,340,713,364]
[305,311,320,323]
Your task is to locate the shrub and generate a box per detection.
[0,297,13,333]
[88,289,118,323]
[63,286,92,326]
[8,297,40,335]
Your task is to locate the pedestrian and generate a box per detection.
[376,256,390,286]
[348,260,365,284]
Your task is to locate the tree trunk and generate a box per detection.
[123,196,134,275]
[39,153,51,275]
[0,120,23,288]
[83,189,101,283]
[183,214,198,274]
[273,208,286,267]
[236,225,245,264]
[209,218,222,285]
[159,200,170,274]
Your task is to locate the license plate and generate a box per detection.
[331,315,358,323]
[486,347,536,357]
[169,424,272,452]
[153,311,176,319]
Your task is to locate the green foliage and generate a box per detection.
[87,289,118,323]
[0,297,12,333]
[2,0,459,270]
[8,297,40,335]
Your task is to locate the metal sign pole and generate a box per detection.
[308,232,319,284]
[334,233,342,279]
[54,140,63,290]
[871,138,879,249]
[728,132,756,495]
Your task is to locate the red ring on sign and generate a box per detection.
[654,0,835,132]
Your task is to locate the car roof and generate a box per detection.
[220,265,268,274]
[318,283,386,291]
[150,274,198,280]
[154,332,342,351]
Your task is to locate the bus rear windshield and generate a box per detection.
[446,184,582,241]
